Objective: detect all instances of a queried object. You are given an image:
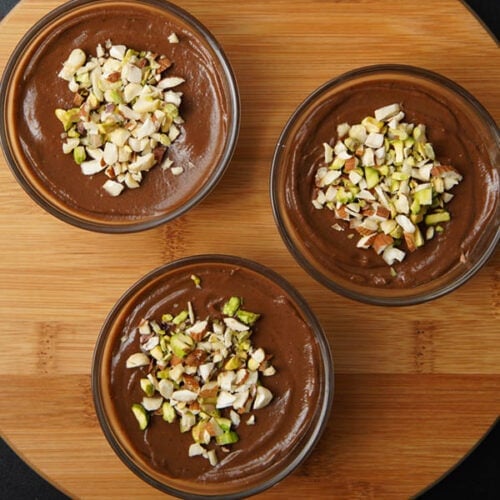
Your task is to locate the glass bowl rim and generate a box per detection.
[270,63,499,306]
[0,0,241,233]
[92,253,334,498]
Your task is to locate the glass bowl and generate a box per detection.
[271,64,499,306]
[92,254,333,498]
[0,0,240,232]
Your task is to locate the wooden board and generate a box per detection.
[0,1,498,498]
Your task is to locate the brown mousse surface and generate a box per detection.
[282,78,497,289]
[100,261,326,493]
[8,1,231,225]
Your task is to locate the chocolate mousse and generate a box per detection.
[276,73,498,290]
[94,258,332,496]
[2,0,238,229]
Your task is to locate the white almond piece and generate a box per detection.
[357,189,376,201]
[218,371,235,391]
[253,386,273,410]
[186,320,208,336]
[135,117,158,140]
[216,391,237,409]
[395,214,416,233]
[142,335,159,351]
[128,152,155,172]
[364,132,384,149]
[108,127,131,147]
[189,443,205,457]
[138,319,151,334]
[337,122,350,138]
[337,149,353,160]
[263,366,276,376]
[349,124,367,144]
[168,124,180,141]
[246,415,256,425]
[122,83,143,104]
[122,63,142,84]
[223,317,250,332]
[230,410,241,427]
[103,179,125,196]
[62,138,80,154]
[207,450,218,466]
[168,32,180,43]
[361,147,375,166]
[232,390,249,410]
[382,246,406,266]
[394,194,410,214]
[172,390,198,402]
[142,396,163,411]
[126,352,150,368]
[323,142,334,164]
[374,103,401,122]
[81,159,105,175]
[164,90,182,107]
[158,379,174,399]
[171,166,184,176]
[251,348,266,364]
[169,364,185,382]
[348,170,363,185]
[198,363,214,382]
[325,185,337,202]
[161,158,174,170]
[103,142,118,165]
[323,169,342,185]
[158,76,185,90]
[356,233,376,249]
[387,111,406,129]
[109,44,126,60]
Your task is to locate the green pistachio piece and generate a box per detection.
[140,378,155,397]
[55,108,80,131]
[236,309,260,326]
[425,211,451,225]
[170,333,193,358]
[131,403,149,430]
[162,401,176,423]
[215,417,232,432]
[364,167,380,189]
[172,310,189,325]
[190,274,201,288]
[72,146,86,165]
[224,355,242,371]
[216,430,239,446]
[222,296,241,317]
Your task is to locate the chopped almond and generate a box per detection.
[404,231,417,252]
[372,233,394,254]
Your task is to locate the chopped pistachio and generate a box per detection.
[56,40,187,195]
[311,103,463,268]
[126,290,276,467]
[131,403,149,430]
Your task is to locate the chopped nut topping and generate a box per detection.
[126,292,276,466]
[311,103,463,267]
[55,41,187,196]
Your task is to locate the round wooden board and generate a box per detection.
[0,1,498,498]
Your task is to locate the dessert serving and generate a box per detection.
[0,0,239,232]
[92,255,333,497]
[271,65,499,305]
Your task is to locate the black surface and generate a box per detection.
[0,437,69,500]
[0,0,499,498]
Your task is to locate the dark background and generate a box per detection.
[1,0,499,499]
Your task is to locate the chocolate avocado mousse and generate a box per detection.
[272,66,498,301]
[0,0,239,231]
[93,256,333,497]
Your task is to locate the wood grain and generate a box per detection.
[0,1,498,498]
